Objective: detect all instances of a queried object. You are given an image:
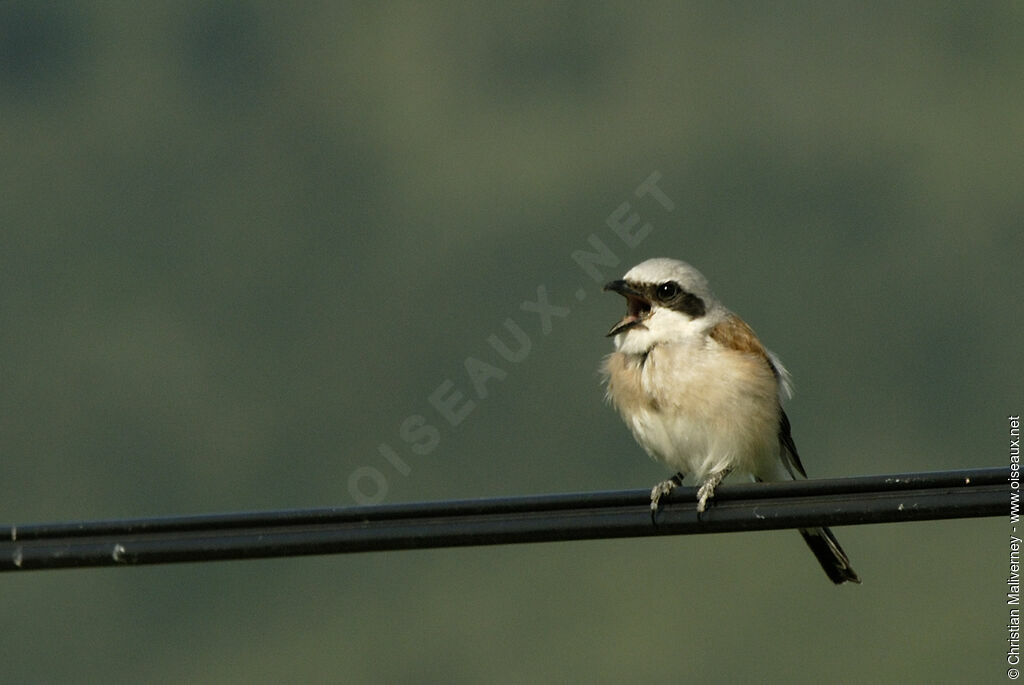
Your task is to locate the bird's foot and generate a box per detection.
[650,480,677,511]
[695,469,731,513]
[649,473,685,522]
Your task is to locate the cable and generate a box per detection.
[1,467,1008,572]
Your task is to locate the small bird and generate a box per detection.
[602,257,860,584]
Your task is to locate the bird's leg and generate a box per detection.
[650,472,685,520]
[696,468,731,514]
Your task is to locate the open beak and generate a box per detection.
[603,280,652,337]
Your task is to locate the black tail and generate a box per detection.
[799,526,861,585]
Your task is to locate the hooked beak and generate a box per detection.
[603,279,652,337]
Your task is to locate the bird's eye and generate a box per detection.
[656,282,680,300]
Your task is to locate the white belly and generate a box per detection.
[605,343,781,481]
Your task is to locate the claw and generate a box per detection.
[696,482,713,513]
[649,473,685,524]
[695,469,731,514]
[650,479,678,511]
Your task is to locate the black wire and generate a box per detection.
[1,467,1008,572]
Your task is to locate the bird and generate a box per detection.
[601,257,860,584]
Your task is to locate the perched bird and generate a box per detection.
[601,257,860,584]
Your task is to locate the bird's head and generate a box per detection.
[603,258,719,354]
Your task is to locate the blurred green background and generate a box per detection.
[2,2,1021,683]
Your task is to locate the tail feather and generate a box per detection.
[799,526,861,585]
[772,411,860,585]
